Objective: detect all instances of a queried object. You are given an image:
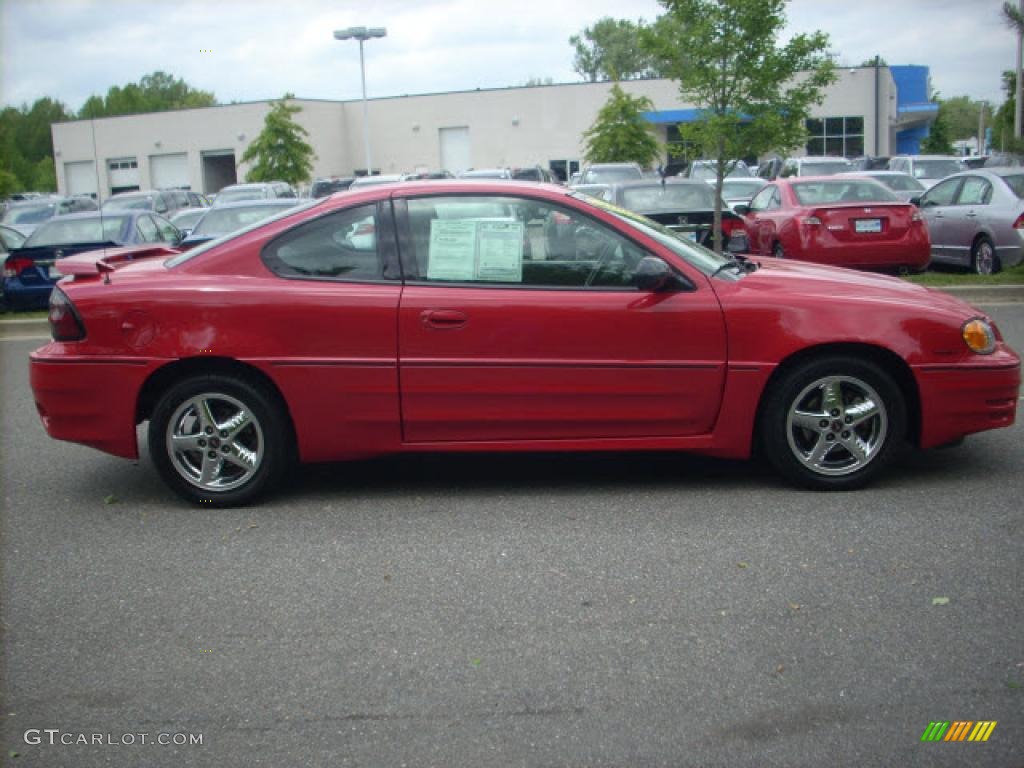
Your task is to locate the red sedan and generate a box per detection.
[30,181,1019,506]
[737,176,931,271]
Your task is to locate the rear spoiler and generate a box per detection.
[56,244,180,277]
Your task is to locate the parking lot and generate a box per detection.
[1,304,1022,767]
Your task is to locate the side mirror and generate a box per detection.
[733,204,751,216]
[634,256,675,292]
[909,196,923,207]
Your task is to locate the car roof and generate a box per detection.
[201,199,299,209]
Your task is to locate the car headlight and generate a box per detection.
[962,318,996,355]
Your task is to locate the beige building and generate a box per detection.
[52,64,930,200]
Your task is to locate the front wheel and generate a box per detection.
[148,374,289,506]
[759,356,906,490]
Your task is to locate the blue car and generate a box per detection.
[1,210,181,311]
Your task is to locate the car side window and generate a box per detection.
[921,178,961,207]
[956,177,992,206]
[262,204,384,281]
[404,195,648,290]
[153,216,180,243]
[748,185,775,212]
[136,216,160,242]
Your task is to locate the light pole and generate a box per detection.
[333,26,387,175]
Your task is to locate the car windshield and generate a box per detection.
[1001,174,1024,198]
[24,216,127,247]
[801,161,852,176]
[1,202,57,225]
[621,184,716,211]
[913,159,962,179]
[875,174,925,192]
[721,180,767,198]
[166,200,320,267]
[583,166,642,183]
[191,204,298,236]
[573,192,731,276]
[791,180,898,205]
[216,187,267,204]
[691,162,751,181]
[170,209,206,228]
[103,195,153,211]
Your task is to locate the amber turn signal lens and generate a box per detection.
[962,319,996,355]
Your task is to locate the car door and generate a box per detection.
[946,175,992,266]
[745,185,782,256]
[394,192,728,443]
[917,177,962,264]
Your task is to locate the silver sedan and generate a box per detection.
[915,168,1024,274]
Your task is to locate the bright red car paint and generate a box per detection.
[29,181,1019,480]
[740,176,931,271]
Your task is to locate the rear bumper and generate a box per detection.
[914,355,1021,449]
[1,279,53,311]
[29,348,159,459]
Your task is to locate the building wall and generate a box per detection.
[51,70,906,198]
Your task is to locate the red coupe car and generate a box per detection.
[737,176,931,271]
[30,181,1019,506]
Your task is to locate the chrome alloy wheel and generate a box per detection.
[973,240,995,275]
[165,392,264,492]
[785,375,888,477]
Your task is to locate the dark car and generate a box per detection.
[180,200,302,248]
[1,195,98,237]
[2,211,181,310]
[311,177,356,197]
[28,180,1019,506]
[602,178,746,248]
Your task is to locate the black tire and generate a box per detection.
[971,237,1000,275]
[148,373,289,507]
[759,356,906,491]
[772,241,785,259]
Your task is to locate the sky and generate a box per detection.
[0,0,1016,113]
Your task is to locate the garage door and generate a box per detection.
[65,161,97,197]
[150,153,189,189]
[107,158,139,194]
[439,127,471,175]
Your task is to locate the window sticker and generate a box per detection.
[426,219,524,282]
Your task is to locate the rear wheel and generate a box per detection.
[759,356,906,490]
[971,237,1000,275]
[148,374,289,506]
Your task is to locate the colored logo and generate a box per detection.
[921,721,997,742]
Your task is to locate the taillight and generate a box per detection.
[3,257,32,278]
[911,210,923,222]
[48,287,86,342]
[1013,213,1024,229]
[720,217,740,236]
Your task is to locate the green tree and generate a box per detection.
[570,18,662,82]
[0,169,19,199]
[642,0,834,252]
[77,71,216,118]
[0,98,73,192]
[239,97,316,185]
[937,95,987,141]
[582,83,661,166]
[32,156,57,192]
[921,98,955,154]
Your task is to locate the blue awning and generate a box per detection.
[642,109,705,124]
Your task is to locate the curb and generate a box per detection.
[0,317,49,338]
[931,284,1024,304]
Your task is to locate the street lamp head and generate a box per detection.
[334,26,386,41]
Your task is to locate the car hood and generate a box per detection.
[717,257,982,319]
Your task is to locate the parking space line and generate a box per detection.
[0,334,50,342]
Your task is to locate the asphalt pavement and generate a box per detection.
[1,306,1022,767]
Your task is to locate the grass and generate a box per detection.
[0,310,48,320]
[904,263,1024,287]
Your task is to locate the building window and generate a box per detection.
[805,117,864,157]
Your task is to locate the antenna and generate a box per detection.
[89,111,109,261]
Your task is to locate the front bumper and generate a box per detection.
[914,355,1021,449]
[30,348,159,459]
